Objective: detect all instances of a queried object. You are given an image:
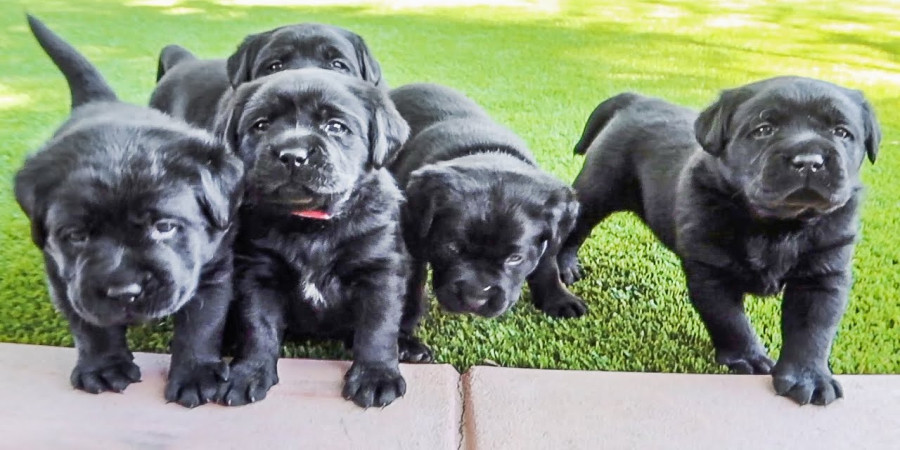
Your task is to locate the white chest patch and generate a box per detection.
[301,281,326,307]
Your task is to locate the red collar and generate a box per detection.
[292,210,332,220]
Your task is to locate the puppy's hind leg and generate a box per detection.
[558,147,635,285]
[398,258,433,363]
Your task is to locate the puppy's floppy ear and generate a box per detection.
[339,29,383,86]
[542,186,580,247]
[213,82,260,162]
[856,93,881,164]
[695,87,754,156]
[363,87,409,168]
[190,142,245,231]
[402,167,455,256]
[13,160,53,247]
[226,30,275,87]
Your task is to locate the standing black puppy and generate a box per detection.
[559,77,881,405]
[214,69,420,408]
[390,83,582,320]
[15,16,243,407]
[150,23,384,129]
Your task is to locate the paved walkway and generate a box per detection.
[1,343,898,449]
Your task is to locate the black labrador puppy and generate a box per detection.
[15,16,243,408]
[214,69,423,408]
[149,23,383,129]
[559,77,881,405]
[390,83,582,319]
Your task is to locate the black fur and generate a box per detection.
[560,77,881,406]
[215,69,423,409]
[15,16,243,408]
[149,23,384,130]
[390,83,583,319]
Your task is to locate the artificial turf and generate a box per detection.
[0,0,897,374]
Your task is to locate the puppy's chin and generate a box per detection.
[67,283,196,327]
[747,187,850,221]
[249,184,353,219]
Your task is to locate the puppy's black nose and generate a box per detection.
[105,283,143,303]
[790,153,825,173]
[459,284,494,309]
[278,148,315,167]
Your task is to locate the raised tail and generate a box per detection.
[26,14,116,110]
[573,92,642,155]
[156,44,196,82]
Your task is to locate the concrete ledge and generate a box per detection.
[3,343,899,449]
[461,366,900,450]
[0,343,462,449]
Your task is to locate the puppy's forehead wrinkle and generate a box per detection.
[51,166,201,229]
[740,89,859,129]
[245,80,365,128]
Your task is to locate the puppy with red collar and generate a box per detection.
[214,69,424,408]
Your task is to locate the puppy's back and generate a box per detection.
[578,94,698,162]
[150,58,231,129]
[390,83,490,138]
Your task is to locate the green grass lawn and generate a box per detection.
[1,0,897,374]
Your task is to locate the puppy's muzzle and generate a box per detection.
[277,148,315,167]
[90,267,153,305]
[271,133,325,171]
[454,282,497,310]
[789,153,825,175]
[755,138,848,214]
[436,280,511,318]
[104,281,144,303]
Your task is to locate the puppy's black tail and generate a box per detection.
[573,92,642,155]
[26,14,116,110]
[156,44,196,82]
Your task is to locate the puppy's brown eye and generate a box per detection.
[322,119,349,135]
[832,126,853,140]
[265,60,283,73]
[330,60,350,72]
[65,229,89,245]
[750,124,775,139]
[505,254,524,266]
[252,119,270,133]
[151,220,179,240]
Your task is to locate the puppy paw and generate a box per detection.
[70,356,141,394]
[715,347,775,374]
[165,360,229,408]
[557,248,583,285]
[537,291,588,318]
[217,359,279,407]
[342,362,406,408]
[773,362,843,406]
[398,334,433,363]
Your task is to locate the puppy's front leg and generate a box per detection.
[50,283,140,394]
[218,283,285,407]
[773,271,849,406]
[165,265,232,408]
[528,250,587,318]
[398,257,432,363]
[683,262,774,374]
[68,319,140,394]
[343,270,405,408]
